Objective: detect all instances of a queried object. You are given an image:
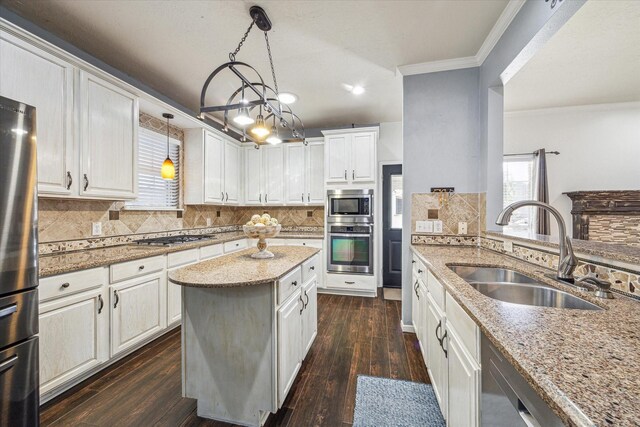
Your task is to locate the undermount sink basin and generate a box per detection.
[449,266,602,311]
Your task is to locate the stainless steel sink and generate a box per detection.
[449,266,602,311]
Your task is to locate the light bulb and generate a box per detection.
[266,125,281,144]
[233,107,254,126]
[161,157,175,180]
[250,114,270,138]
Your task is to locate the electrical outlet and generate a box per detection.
[91,222,102,236]
[458,222,467,235]
[206,218,212,227]
[425,221,434,232]
[503,240,514,252]
[416,221,427,232]
[433,220,443,233]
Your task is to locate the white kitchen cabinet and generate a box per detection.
[244,146,263,204]
[185,129,241,205]
[167,248,200,327]
[79,71,138,200]
[322,127,378,185]
[301,279,318,357]
[110,271,166,356]
[306,140,325,204]
[426,293,447,417]
[263,145,285,204]
[446,329,480,427]
[0,31,75,196]
[39,287,109,394]
[417,280,428,353]
[277,289,303,407]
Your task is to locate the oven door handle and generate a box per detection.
[328,233,372,238]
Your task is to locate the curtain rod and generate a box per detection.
[503,151,560,157]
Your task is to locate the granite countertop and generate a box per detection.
[485,230,640,266]
[169,246,320,288]
[411,244,640,427]
[39,230,324,278]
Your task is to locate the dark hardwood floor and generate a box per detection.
[41,291,429,426]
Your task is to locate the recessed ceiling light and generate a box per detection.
[351,85,365,95]
[278,92,298,104]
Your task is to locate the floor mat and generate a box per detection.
[383,288,402,301]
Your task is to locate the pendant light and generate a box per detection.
[233,85,255,126]
[161,113,176,180]
[266,116,281,144]
[250,106,270,139]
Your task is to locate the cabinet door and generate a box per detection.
[110,272,166,356]
[204,131,224,203]
[39,288,108,394]
[325,135,349,183]
[350,132,376,183]
[79,71,138,199]
[167,273,182,326]
[0,32,75,196]
[244,147,263,204]
[277,290,303,407]
[223,140,240,204]
[411,274,420,335]
[446,331,480,427]
[307,142,325,204]
[426,295,447,417]
[301,279,318,358]
[284,143,306,204]
[263,146,284,204]
[418,283,428,347]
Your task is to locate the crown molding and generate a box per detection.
[504,101,640,117]
[397,0,525,77]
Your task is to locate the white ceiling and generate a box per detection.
[505,0,640,112]
[3,0,510,128]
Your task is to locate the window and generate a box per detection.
[126,127,180,209]
[391,174,403,229]
[503,155,535,233]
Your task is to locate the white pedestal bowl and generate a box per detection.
[243,224,282,259]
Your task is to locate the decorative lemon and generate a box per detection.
[254,222,265,227]
[261,213,271,221]
[251,214,261,224]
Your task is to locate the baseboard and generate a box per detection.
[400,320,415,333]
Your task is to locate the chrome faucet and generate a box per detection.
[496,200,578,282]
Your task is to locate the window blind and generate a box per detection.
[127,127,180,209]
[503,155,536,233]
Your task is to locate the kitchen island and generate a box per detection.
[169,246,321,426]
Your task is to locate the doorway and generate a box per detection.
[382,164,402,288]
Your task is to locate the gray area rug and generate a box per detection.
[353,375,445,427]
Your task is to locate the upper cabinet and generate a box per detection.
[284,139,325,205]
[0,31,75,196]
[322,127,378,185]
[185,129,241,205]
[244,145,284,205]
[0,29,139,200]
[79,71,138,200]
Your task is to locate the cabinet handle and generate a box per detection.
[304,291,309,308]
[441,330,448,358]
[221,192,224,201]
[435,320,442,342]
[414,280,419,297]
[259,194,262,203]
[265,194,268,203]
[83,174,89,191]
[226,192,229,202]
[310,266,315,270]
[418,269,423,274]
[98,294,104,314]
[412,260,416,264]
[352,170,355,180]
[345,281,355,285]
[0,355,18,375]
[61,282,70,289]
[307,193,310,203]
[66,171,73,190]
[113,290,119,309]
[302,193,304,203]
[292,280,298,287]
[138,265,145,270]
[344,170,347,180]
[299,294,305,315]
[0,304,17,319]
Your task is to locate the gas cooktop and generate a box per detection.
[134,234,217,246]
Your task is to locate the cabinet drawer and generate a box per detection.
[110,255,165,283]
[200,243,223,260]
[427,270,445,312]
[302,255,320,284]
[278,267,302,305]
[288,239,323,249]
[0,289,38,348]
[40,267,106,302]
[326,273,375,291]
[168,249,199,269]
[223,239,247,253]
[446,293,479,362]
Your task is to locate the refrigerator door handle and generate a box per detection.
[0,354,18,375]
[0,304,18,319]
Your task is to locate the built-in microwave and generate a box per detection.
[327,189,373,223]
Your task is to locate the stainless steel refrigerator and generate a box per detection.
[0,96,40,426]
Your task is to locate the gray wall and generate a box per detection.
[401,0,586,326]
[401,67,480,324]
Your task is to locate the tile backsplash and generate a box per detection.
[411,192,486,235]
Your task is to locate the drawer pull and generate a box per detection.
[309,266,315,270]
[138,265,145,270]
[98,295,104,314]
[345,281,355,285]
[0,304,18,319]
[412,260,416,264]
[113,290,120,309]
[292,281,298,287]
[418,269,423,274]
[61,282,70,289]
[0,355,18,375]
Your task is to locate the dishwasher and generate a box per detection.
[481,333,564,427]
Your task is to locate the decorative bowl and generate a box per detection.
[243,224,282,258]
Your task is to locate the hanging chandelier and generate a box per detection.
[198,6,305,147]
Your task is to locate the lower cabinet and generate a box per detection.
[110,271,166,356]
[301,279,318,357]
[39,287,109,395]
[425,293,447,414]
[446,328,481,427]
[277,288,303,407]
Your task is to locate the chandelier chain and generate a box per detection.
[229,20,255,61]
[264,32,280,101]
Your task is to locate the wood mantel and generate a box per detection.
[564,190,640,240]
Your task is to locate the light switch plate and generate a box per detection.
[433,220,443,233]
[503,240,514,252]
[458,222,467,235]
[206,218,212,227]
[91,222,102,236]
[425,221,434,232]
